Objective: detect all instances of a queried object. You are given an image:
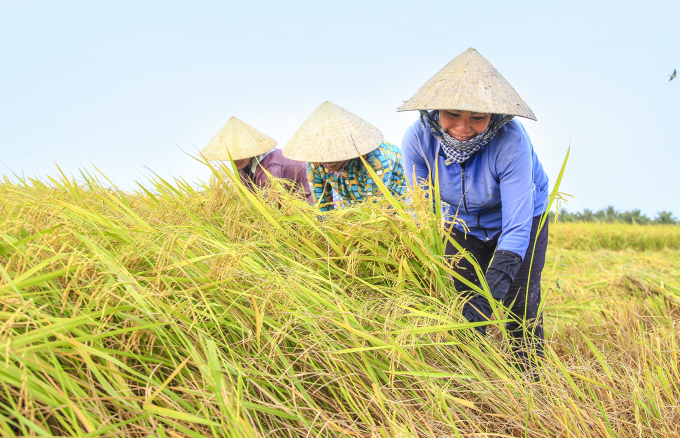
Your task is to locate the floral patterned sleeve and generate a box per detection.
[387,145,407,199]
[307,163,335,211]
[366,142,407,199]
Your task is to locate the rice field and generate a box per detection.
[1,163,679,437]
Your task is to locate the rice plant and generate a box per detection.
[0,157,679,436]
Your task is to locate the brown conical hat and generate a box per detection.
[397,48,536,120]
[282,101,383,162]
[200,116,277,161]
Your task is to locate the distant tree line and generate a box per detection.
[549,206,678,225]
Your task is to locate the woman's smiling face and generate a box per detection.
[438,110,491,141]
[324,160,348,172]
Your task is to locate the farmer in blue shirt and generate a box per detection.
[399,48,550,368]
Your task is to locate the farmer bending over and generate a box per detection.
[202,116,312,203]
[283,101,406,211]
[400,48,550,369]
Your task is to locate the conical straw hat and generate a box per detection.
[200,116,277,161]
[397,48,536,120]
[283,101,383,162]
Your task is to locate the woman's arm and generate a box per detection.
[365,142,407,199]
[486,132,535,301]
[496,137,535,257]
[402,125,432,191]
[307,164,334,211]
[387,149,407,199]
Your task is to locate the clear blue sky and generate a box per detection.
[1,0,678,217]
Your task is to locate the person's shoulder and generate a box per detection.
[270,148,304,167]
[490,119,531,153]
[371,141,402,167]
[377,140,401,156]
[261,148,284,166]
[485,119,535,170]
[405,116,429,137]
[402,116,434,156]
[269,148,284,159]
[496,118,528,138]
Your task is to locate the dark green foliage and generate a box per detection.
[550,206,678,225]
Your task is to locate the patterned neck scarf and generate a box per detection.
[419,110,513,165]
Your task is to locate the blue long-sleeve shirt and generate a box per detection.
[402,117,549,258]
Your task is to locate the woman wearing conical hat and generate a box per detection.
[283,102,407,211]
[202,117,312,203]
[400,48,550,366]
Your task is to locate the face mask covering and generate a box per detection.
[419,110,513,165]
